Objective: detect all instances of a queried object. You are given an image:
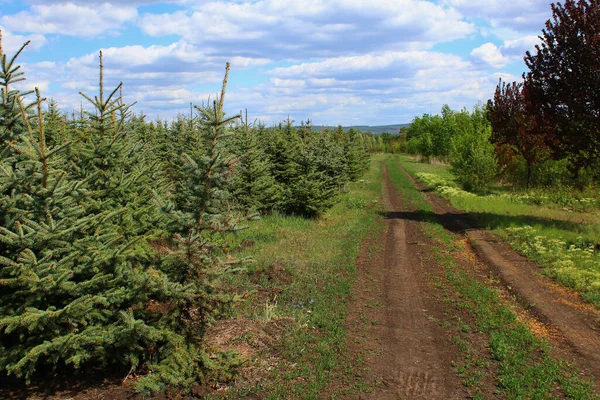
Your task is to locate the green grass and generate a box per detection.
[396,154,600,308]
[438,247,597,399]
[384,158,598,399]
[213,159,385,398]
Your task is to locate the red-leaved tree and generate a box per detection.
[487,80,553,186]
[524,0,600,174]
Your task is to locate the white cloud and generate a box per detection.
[22,40,269,118]
[0,1,555,125]
[139,0,475,58]
[61,41,269,87]
[442,0,552,33]
[501,35,540,57]
[470,43,511,68]
[223,51,502,124]
[0,27,47,54]
[470,35,540,69]
[1,3,137,37]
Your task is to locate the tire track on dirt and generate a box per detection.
[396,161,600,386]
[356,164,464,399]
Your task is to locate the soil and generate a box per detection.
[341,161,600,398]
[341,164,468,399]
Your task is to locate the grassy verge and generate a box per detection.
[385,157,598,399]
[211,159,384,398]
[397,154,600,308]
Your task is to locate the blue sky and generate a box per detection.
[0,0,553,125]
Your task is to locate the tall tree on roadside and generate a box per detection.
[523,0,600,174]
[487,80,552,186]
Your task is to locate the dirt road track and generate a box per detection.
[396,163,600,384]
[346,162,600,398]
[348,165,466,399]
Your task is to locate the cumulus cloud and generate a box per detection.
[442,0,552,33]
[501,35,540,57]
[1,3,137,37]
[470,35,540,69]
[225,51,501,124]
[139,0,475,58]
[0,1,553,125]
[61,41,269,88]
[22,40,269,117]
[0,27,47,53]
[470,43,511,68]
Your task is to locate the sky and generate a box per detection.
[0,0,554,126]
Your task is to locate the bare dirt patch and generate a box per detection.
[340,165,469,399]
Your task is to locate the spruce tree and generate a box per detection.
[70,52,168,240]
[0,33,32,156]
[342,127,370,181]
[227,113,280,213]
[0,89,194,384]
[264,117,302,212]
[153,63,253,348]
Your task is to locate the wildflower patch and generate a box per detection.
[505,226,600,307]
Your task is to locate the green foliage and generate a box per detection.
[405,104,498,191]
[450,122,498,191]
[0,43,236,392]
[0,35,374,394]
[226,117,280,213]
[0,39,33,153]
[235,120,371,218]
[0,89,194,384]
[71,53,168,242]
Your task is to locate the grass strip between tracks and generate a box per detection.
[384,156,598,399]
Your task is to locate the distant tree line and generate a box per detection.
[404,104,497,191]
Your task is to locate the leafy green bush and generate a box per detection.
[450,124,498,191]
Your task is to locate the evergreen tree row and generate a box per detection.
[0,36,371,393]
[135,114,371,218]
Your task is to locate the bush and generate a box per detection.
[450,124,498,191]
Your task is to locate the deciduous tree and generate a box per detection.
[524,0,600,174]
[488,80,552,186]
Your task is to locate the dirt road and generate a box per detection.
[345,162,600,399]
[346,164,466,399]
